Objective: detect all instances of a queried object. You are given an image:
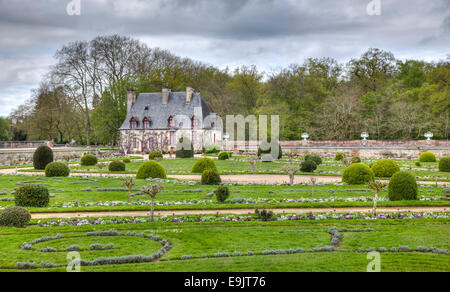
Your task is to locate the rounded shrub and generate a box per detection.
[419,152,436,162]
[122,158,131,163]
[201,170,222,185]
[15,184,50,208]
[33,145,54,170]
[342,163,374,185]
[108,160,126,172]
[45,162,70,177]
[0,206,31,227]
[388,171,418,201]
[305,154,322,166]
[257,141,282,160]
[300,160,317,173]
[218,152,230,160]
[371,159,400,178]
[192,158,218,174]
[136,161,167,179]
[214,185,230,203]
[81,154,98,166]
[149,151,163,160]
[176,137,194,158]
[335,152,345,161]
[351,156,362,164]
[439,157,450,172]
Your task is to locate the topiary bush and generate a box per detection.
[136,161,167,179]
[122,158,131,163]
[15,184,50,208]
[45,162,70,177]
[351,156,362,164]
[0,206,31,227]
[33,146,54,170]
[371,159,400,178]
[388,171,418,201]
[419,152,436,162]
[300,160,317,172]
[81,154,98,166]
[149,151,163,160]
[218,152,230,160]
[257,141,282,161]
[176,137,194,158]
[305,154,322,166]
[192,158,218,173]
[342,163,375,185]
[108,160,126,172]
[335,152,346,161]
[439,157,450,172]
[214,185,229,203]
[201,170,222,185]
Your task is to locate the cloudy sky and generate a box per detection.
[0,0,449,117]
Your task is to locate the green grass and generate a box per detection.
[0,219,448,271]
[0,175,448,212]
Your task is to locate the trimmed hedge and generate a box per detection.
[201,170,222,185]
[439,157,450,172]
[15,184,50,208]
[81,154,98,166]
[335,152,345,161]
[342,163,374,185]
[45,162,70,177]
[192,158,218,173]
[122,158,131,163]
[257,142,282,161]
[176,137,194,158]
[351,157,362,164]
[215,186,229,202]
[136,161,167,179]
[371,159,400,178]
[300,160,317,172]
[218,152,230,160]
[0,206,31,227]
[305,154,322,166]
[109,160,126,172]
[149,151,163,160]
[419,152,436,162]
[33,146,54,170]
[388,171,418,201]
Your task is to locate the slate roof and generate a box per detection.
[119,92,217,130]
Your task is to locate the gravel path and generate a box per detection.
[31,206,448,219]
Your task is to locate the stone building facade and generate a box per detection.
[119,88,222,154]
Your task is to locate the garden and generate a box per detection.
[0,146,448,272]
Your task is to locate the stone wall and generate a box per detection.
[229,140,450,159]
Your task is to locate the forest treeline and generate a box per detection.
[5,35,449,145]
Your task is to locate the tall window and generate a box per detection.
[192,117,199,128]
[143,118,150,129]
[170,132,176,145]
[192,131,197,145]
[168,116,174,128]
[130,118,136,129]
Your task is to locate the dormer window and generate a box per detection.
[192,117,199,128]
[130,118,137,129]
[143,118,151,129]
[144,106,149,111]
[168,116,174,128]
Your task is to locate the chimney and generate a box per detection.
[186,87,194,103]
[162,88,170,105]
[127,89,136,114]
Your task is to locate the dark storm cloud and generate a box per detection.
[0,0,449,116]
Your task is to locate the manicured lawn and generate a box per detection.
[0,175,448,212]
[0,219,448,272]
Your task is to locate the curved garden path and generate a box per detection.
[0,167,448,186]
[31,206,448,219]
